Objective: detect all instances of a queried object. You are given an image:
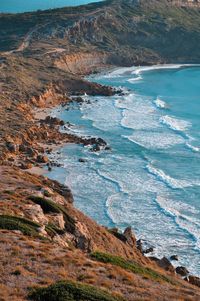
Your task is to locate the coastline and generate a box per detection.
[2,1,200,299]
[34,64,200,281]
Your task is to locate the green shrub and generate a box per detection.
[29,196,75,233]
[45,223,65,237]
[90,252,174,284]
[28,280,125,301]
[0,215,40,237]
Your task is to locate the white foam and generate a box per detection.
[132,64,198,76]
[128,75,142,83]
[125,131,184,149]
[160,115,191,132]
[146,163,194,189]
[155,196,200,249]
[81,97,121,131]
[154,97,168,109]
[91,64,200,81]
[186,143,200,153]
[116,93,160,130]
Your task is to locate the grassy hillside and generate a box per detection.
[1,0,200,63]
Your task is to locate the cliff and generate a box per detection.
[1,0,200,300]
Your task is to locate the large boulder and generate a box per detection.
[47,213,65,230]
[186,275,200,287]
[157,257,175,273]
[176,266,189,277]
[75,221,94,252]
[123,226,136,248]
[24,204,48,225]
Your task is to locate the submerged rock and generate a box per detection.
[79,158,87,163]
[170,255,178,261]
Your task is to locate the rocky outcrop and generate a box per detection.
[176,266,189,277]
[55,52,109,75]
[186,275,200,287]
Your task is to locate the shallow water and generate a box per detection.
[0,0,102,13]
[47,64,200,276]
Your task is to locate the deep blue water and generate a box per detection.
[46,64,200,276]
[0,0,102,13]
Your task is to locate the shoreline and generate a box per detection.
[1,2,200,298]
[34,64,199,280]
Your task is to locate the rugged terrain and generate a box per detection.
[1,0,200,300]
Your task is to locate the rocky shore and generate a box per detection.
[1,0,200,300]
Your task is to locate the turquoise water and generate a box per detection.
[47,65,200,276]
[0,0,102,13]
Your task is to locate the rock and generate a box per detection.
[186,275,200,287]
[105,146,111,151]
[41,187,53,197]
[26,147,38,157]
[91,144,101,152]
[24,204,48,225]
[37,155,49,163]
[53,234,69,248]
[123,226,136,248]
[48,213,65,230]
[44,116,64,126]
[109,228,127,243]
[170,255,178,261]
[79,158,87,163]
[136,239,143,252]
[73,96,84,103]
[12,230,23,235]
[75,221,94,252]
[176,266,189,276]
[143,247,154,254]
[157,257,175,272]
[20,162,33,170]
[48,166,52,171]
[19,144,26,152]
[149,256,160,262]
[38,225,48,236]
[6,141,18,153]
[46,148,53,154]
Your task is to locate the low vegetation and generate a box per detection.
[45,223,65,237]
[28,280,125,301]
[0,215,40,237]
[91,251,174,284]
[29,196,75,232]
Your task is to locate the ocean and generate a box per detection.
[0,0,102,13]
[46,65,200,276]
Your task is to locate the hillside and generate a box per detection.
[1,0,200,300]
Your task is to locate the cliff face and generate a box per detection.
[1,165,200,301]
[54,52,109,74]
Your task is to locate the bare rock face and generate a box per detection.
[157,257,175,273]
[38,225,48,236]
[20,162,33,170]
[176,266,189,277]
[48,213,65,230]
[53,234,69,248]
[186,275,200,287]
[24,204,48,225]
[36,155,49,163]
[74,221,94,252]
[123,226,136,248]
